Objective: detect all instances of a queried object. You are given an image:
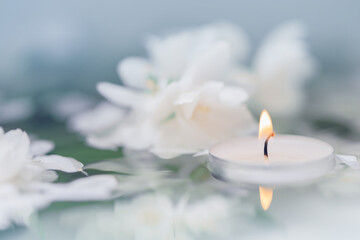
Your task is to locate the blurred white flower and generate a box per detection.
[150,80,254,158]
[0,127,116,229]
[118,22,249,89]
[0,128,81,184]
[236,21,315,116]
[61,193,240,240]
[71,33,255,158]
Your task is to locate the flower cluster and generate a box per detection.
[71,21,315,158]
[0,128,116,229]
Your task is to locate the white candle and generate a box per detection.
[208,134,335,186]
[208,110,336,186]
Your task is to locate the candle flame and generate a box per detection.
[259,109,274,210]
[259,186,274,211]
[259,110,274,139]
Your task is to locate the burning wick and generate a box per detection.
[264,132,275,158]
[260,132,275,211]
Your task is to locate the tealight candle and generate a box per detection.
[208,110,336,186]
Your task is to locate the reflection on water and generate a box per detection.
[259,186,274,211]
[1,120,360,239]
[4,176,360,240]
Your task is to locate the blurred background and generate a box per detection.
[1,0,359,95]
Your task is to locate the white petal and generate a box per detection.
[219,86,249,106]
[337,155,360,169]
[251,21,315,115]
[30,140,55,156]
[254,21,314,79]
[175,91,200,119]
[45,175,117,201]
[33,155,84,173]
[146,33,191,79]
[69,101,126,134]
[0,129,30,182]
[97,82,148,108]
[117,57,151,89]
[34,170,58,182]
[151,82,181,123]
[86,118,155,151]
[86,135,118,151]
[206,21,249,61]
[146,21,249,79]
[175,82,223,120]
[181,42,233,86]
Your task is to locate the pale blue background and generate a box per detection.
[1,0,359,96]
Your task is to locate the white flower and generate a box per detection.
[118,22,248,89]
[236,21,315,116]
[151,80,255,158]
[70,29,255,158]
[0,127,116,229]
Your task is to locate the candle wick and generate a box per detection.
[264,132,275,158]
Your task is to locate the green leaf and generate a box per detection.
[189,164,210,183]
[162,112,176,123]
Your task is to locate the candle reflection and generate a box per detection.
[259,186,274,211]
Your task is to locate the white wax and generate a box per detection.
[208,134,335,186]
[210,135,333,164]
